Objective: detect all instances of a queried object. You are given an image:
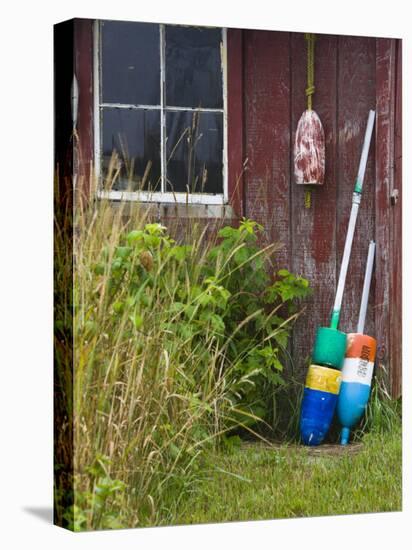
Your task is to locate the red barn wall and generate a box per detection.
[64,21,402,397]
[242,31,401,396]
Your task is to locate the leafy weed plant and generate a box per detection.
[55,196,311,529]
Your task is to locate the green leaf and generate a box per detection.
[198,293,215,307]
[111,258,123,271]
[130,313,143,329]
[127,229,144,244]
[210,313,225,333]
[169,245,192,261]
[178,323,194,339]
[272,356,284,371]
[93,263,105,276]
[169,442,180,460]
[170,302,185,314]
[239,218,263,234]
[143,234,161,248]
[217,226,239,240]
[144,223,167,236]
[115,246,132,259]
[234,247,250,265]
[265,370,286,385]
[274,329,289,348]
[112,301,124,314]
[185,304,197,319]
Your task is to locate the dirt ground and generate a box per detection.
[241,440,363,457]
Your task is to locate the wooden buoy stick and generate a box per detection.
[357,241,376,334]
[330,110,376,330]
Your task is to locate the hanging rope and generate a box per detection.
[304,33,316,209]
[305,33,316,111]
[305,188,311,208]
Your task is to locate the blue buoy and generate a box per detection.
[300,365,342,446]
[338,382,372,444]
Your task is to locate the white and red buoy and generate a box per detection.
[294,34,325,190]
[294,109,325,185]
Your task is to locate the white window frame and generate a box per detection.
[93,20,228,205]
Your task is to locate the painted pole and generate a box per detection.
[357,241,376,333]
[330,110,376,330]
[337,241,377,445]
[311,110,376,371]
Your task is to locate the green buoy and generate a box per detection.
[312,327,347,369]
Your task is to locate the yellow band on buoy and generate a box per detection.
[305,364,342,395]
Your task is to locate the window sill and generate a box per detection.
[96,189,236,219]
[96,189,227,205]
[103,199,236,219]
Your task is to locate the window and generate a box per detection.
[94,20,227,204]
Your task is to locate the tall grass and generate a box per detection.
[53,172,310,530]
[72,199,225,529]
[355,363,401,438]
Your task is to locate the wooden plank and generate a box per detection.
[227,28,244,218]
[375,38,396,393]
[74,19,94,200]
[243,30,291,268]
[290,33,338,379]
[336,36,376,340]
[390,39,402,397]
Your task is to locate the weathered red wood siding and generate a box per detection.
[391,40,402,397]
[74,19,94,196]
[244,30,291,269]
[227,29,244,217]
[375,39,394,393]
[243,32,402,396]
[336,36,376,350]
[68,22,402,397]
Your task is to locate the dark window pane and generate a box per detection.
[102,108,161,191]
[101,21,160,105]
[165,26,223,109]
[166,111,223,194]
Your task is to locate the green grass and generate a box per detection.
[175,421,402,525]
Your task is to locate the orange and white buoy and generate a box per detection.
[337,241,377,445]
